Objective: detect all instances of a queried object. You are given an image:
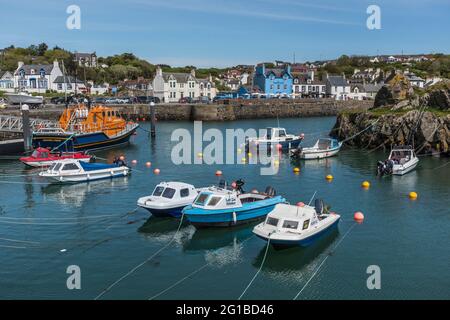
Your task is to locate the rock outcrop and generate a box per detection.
[332,111,450,154]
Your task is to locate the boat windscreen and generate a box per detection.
[162,188,176,199]
[51,163,62,171]
[207,196,222,206]
[194,193,209,206]
[152,186,164,196]
[282,220,299,229]
[266,217,279,226]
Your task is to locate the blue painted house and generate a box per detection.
[253,64,293,96]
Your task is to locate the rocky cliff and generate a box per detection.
[332,79,450,155]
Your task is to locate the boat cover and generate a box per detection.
[80,162,118,171]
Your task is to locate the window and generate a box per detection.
[284,84,287,89]
[152,186,164,196]
[302,219,310,230]
[207,196,222,206]
[57,84,63,90]
[162,188,176,199]
[180,188,190,198]
[278,130,286,137]
[62,163,79,171]
[266,217,279,226]
[51,163,62,171]
[282,220,299,229]
[194,193,209,206]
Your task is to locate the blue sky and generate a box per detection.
[1,0,449,67]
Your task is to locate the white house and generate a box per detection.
[0,70,14,92]
[74,52,97,68]
[88,81,110,95]
[14,60,63,93]
[292,75,326,98]
[405,72,425,88]
[198,76,217,100]
[325,74,350,100]
[53,75,86,93]
[153,67,199,102]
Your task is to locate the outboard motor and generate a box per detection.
[264,186,276,197]
[377,160,385,176]
[314,199,325,215]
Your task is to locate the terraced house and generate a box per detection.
[253,63,293,97]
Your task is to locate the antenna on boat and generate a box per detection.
[307,191,317,206]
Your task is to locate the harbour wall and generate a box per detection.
[1,99,373,122]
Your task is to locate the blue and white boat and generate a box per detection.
[137,182,198,218]
[246,127,303,151]
[39,159,130,183]
[253,200,340,249]
[182,184,286,228]
[290,138,342,160]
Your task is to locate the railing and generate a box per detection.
[0,115,58,133]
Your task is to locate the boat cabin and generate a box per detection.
[266,127,287,140]
[388,145,416,164]
[262,204,319,234]
[31,147,50,159]
[150,182,197,201]
[193,187,269,210]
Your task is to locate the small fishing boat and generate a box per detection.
[246,127,303,151]
[182,181,286,228]
[377,145,419,176]
[290,138,342,160]
[39,159,129,183]
[137,182,199,218]
[5,92,44,105]
[32,104,138,151]
[253,200,340,249]
[19,147,92,168]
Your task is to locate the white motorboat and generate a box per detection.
[137,182,199,218]
[5,92,44,105]
[39,159,130,183]
[377,145,419,176]
[246,127,303,151]
[290,138,342,159]
[253,200,340,248]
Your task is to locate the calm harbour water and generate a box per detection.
[0,116,449,300]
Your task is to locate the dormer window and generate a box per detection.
[30,69,35,75]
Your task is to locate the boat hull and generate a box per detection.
[5,93,43,105]
[298,146,341,159]
[256,217,340,249]
[21,157,91,168]
[39,168,129,183]
[392,159,419,175]
[139,205,187,218]
[248,139,303,151]
[184,197,284,228]
[32,126,137,152]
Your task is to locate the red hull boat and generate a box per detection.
[20,147,92,168]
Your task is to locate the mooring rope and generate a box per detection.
[238,235,272,300]
[94,213,186,300]
[292,222,357,300]
[341,119,380,144]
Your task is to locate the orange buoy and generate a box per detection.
[296,202,305,207]
[215,170,223,176]
[145,162,151,167]
[153,168,160,174]
[409,191,418,200]
[354,211,364,222]
[131,160,137,165]
[326,174,333,181]
[119,155,125,161]
[361,181,370,188]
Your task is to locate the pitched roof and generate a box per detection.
[53,76,84,84]
[363,83,383,93]
[74,52,96,58]
[162,72,196,83]
[265,68,291,78]
[16,64,54,75]
[327,75,349,87]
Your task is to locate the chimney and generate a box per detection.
[53,60,59,68]
[18,61,24,69]
[156,66,162,76]
[209,74,212,82]
[342,72,346,79]
[190,69,196,77]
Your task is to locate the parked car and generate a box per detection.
[94,97,106,104]
[135,96,160,104]
[50,96,67,104]
[193,96,210,104]
[178,97,193,104]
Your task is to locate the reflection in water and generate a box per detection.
[204,239,245,268]
[138,216,195,247]
[40,177,130,207]
[183,223,255,252]
[252,229,339,286]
